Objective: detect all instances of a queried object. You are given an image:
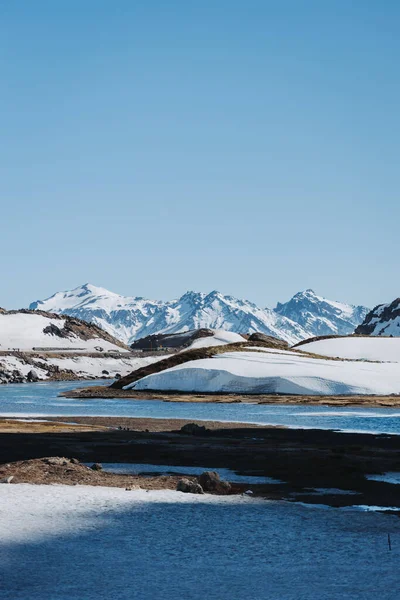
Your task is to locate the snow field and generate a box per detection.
[298,336,400,362]
[131,349,400,395]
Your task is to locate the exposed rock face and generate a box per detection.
[43,323,69,338]
[355,298,400,336]
[131,329,214,351]
[248,332,289,347]
[176,478,204,494]
[198,471,231,494]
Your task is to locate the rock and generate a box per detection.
[11,369,25,383]
[0,476,14,484]
[198,471,231,494]
[44,457,70,466]
[114,373,121,380]
[43,323,68,338]
[70,458,80,465]
[102,370,109,375]
[248,332,289,348]
[176,478,204,494]
[27,370,39,382]
[180,423,208,436]
[244,490,254,496]
[90,463,103,471]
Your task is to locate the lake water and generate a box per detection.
[1,484,400,600]
[1,380,400,434]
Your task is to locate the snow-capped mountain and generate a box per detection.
[30,284,369,346]
[274,289,369,338]
[355,298,400,336]
[30,284,309,345]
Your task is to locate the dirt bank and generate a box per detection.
[62,385,400,407]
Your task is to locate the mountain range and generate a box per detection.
[29,284,369,346]
[355,298,400,336]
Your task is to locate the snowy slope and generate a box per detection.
[355,298,400,337]
[275,289,369,338]
[130,349,400,395]
[30,284,309,345]
[0,311,128,352]
[297,337,400,362]
[185,330,245,350]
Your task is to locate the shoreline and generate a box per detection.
[61,384,400,407]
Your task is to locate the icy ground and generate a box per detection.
[0,485,399,600]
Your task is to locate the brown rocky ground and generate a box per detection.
[0,457,207,491]
[0,416,399,508]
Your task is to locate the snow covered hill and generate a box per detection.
[275,289,369,338]
[0,309,128,353]
[30,284,308,345]
[30,284,368,346]
[0,308,161,384]
[129,347,400,396]
[297,336,400,362]
[355,298,400,337]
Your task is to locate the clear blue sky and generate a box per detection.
[1,0,399,310]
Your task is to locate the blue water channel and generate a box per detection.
[0,380,399,435]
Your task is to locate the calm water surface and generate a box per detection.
[0,380,400,434]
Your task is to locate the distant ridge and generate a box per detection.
[30,284,369,346]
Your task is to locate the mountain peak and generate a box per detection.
[29,284,370,346]
[275,290,369,337]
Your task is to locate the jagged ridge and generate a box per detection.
[30,284,369,346]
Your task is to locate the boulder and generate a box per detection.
[199,471,231,494]
[176,478,204,494]
[180,423,208,436]
[27,370,39,382]
[90,463,103,471]
[248,332,289,347]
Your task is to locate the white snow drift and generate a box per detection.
[298,336,400,363]
[130,349,400,395]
